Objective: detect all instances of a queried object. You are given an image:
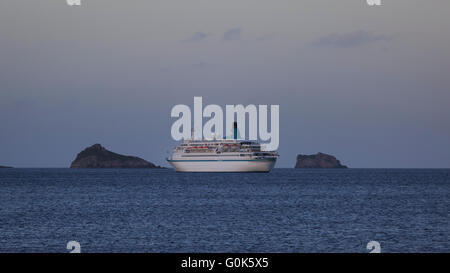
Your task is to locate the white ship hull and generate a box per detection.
[167,137,278,173]
[168,159,276,172]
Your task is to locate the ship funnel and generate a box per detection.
[233,122,238,140]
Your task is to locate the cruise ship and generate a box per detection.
[167,123,278,172]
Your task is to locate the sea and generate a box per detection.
[0,168,448,253]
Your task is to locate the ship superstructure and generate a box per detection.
[167,123,278,172]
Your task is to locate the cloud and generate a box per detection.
[312,30,391,48]
[255,34,275,41]
[184,32,209,42]
[222,28,242,41]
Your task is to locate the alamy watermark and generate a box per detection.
[66,0,81,6]
[66,241,81,253]
[66,1,381,7]
[170,97,279,151]
[367,241,381,253]
[366,0,382,6]
[64,240,380,253]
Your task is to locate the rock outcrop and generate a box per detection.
[70,144,160,168]
[295,152,348,168]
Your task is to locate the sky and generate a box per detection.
[0,0,449,168]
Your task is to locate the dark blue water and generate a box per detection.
[0,168,448,253]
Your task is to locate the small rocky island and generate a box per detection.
[295,152,348,168]
[70,144,160,168]
[0,165,13,168]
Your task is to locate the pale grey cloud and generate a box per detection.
[184,32,209,42]
[255,34,275,41]
[222,28,242,41]
[312,30,391,48]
